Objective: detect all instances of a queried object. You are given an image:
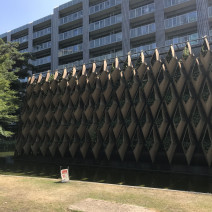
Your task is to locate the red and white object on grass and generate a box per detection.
[61,169,69,182]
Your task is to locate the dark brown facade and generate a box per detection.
[16,38,212,170]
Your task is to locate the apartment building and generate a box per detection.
[0,0,211,73]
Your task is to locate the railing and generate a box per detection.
[58,43,83,57]
[0,32,7,39]
[33,36,212,76]
[60,10,83,25]
[90,14,122,32]
[131,43,156,54]
[12,35,28,44]
[33,27,51,39]
[58,60,83,70]
[208,6,212,18]
[31,56,51,66]
[130,3,155,19]
[165,11,197,29]
[59,0,82,11]
[33,15,52,26]
[164,0,190,8]
[11,24,28,34]
[89,0,122,15]
[33,41,51,52]
[20,48,29,53]
[89,50,123,63]
[130,23,156,38]
[59,27,82,41]
[165,32,198,47]
[90,32,122,49]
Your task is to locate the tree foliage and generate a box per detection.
[0,39,32,137]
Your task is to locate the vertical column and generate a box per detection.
[82,0,89,64]
[121,0,130,56]
[7,32,11,42]
[51,7,59,71]
[154,0,165,48]
[28,23,33,53]
[196,0,209,37]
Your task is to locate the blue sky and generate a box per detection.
[0,0,70,34]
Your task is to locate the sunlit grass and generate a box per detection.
[0,175,211,212]
[0,152,14,157]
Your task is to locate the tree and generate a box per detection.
[0,38,33,137]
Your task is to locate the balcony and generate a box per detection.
[12,35,28,44]
[90,50,123,63]
[130,3,155,19]
[90,32,122,49]
[130,23,155,39]
[20,48,29,53]
[165,32,199,47]
[59,0,82,11]
[33,15,52,26]
[58,59,83,70]
[0,33,7,39]
[164,11,197,29]
[131,43,156,54]
[89,0,121,15]
[32,56,51,66]
[90,14,122,32]
[60,10,83,25]
[33,41,51,52]
[59,27,82,41]
[33,27,51,39]
[58,43,83,57]
[11,24,28,34]
[164,0,190,8]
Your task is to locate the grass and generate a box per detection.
[0,175,211,212]
[0,151,14,157]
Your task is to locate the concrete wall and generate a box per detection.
[196,0,210,37]
[121,0,130,55]
[51,7,59,71]
[28,23,33,52]
[82,0,90,64]
[154,0,165,48]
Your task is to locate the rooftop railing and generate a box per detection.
[11,24,28,34]
[33,15,52,26]
[0,32,7,38]
[59,0,82,11]
[89,0,121,15]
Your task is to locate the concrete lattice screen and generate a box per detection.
[16,38,212,167]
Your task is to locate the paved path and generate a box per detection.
[69,198,155,212]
